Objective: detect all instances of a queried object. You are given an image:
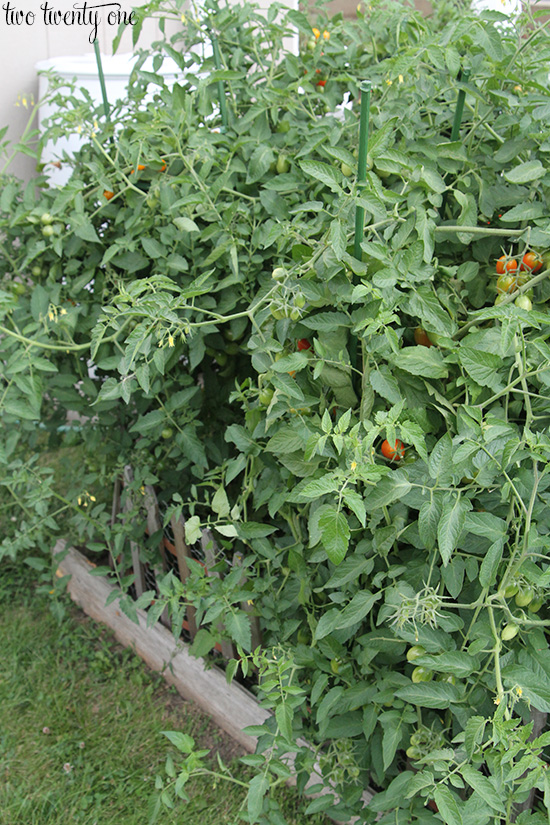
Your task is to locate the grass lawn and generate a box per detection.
[0,562,329,825]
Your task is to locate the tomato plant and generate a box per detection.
[1,0,550,822]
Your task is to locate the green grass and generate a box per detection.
[0,563,330,825]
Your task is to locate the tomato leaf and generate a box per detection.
[434,786,463,825]
[437,495,469,566]
[317,505,350,565]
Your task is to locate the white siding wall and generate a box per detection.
[0,1,181,181]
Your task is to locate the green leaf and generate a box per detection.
[335,590,381,631]
[395,681,460,708]
[225,611,251,652]
[392,347,448,379]
[173,217,200,233]
[414,651,476,677]
[434,786,463,825]
[74,220,100,243]
[504,160,545,184]
[247,145,275,184]
[382,711,403,770]
[299,160,343,193]
[247,774,269,823]
[459,348,504,390]
[211,486,230,518]
[501,665,550,712]
[500,203,545,222]
[418,497,442,551]
[364,470,412,510]
[275,704,293,741]
[464,716,487,759]
[438,495,468,566]
[189,628,216,658]
[479,539,504,588]
[460,765,505,812]
[184,516,201,545]
[141,237,166,259]
[161,731,195,753]
[317,505,350,565]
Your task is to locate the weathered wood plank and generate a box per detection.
[54,541,268,750]
[53,541,374,822]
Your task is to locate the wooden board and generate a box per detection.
[53,541,374,820]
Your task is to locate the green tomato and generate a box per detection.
[12,282,27,296]
[503,584,519,598]
[409,732,423,747]
[294,294,306,308]
[31,266,42,278]
[528,598,544,613]
[406,645,426,662]
[515,588,534,607]
[214,351,228,366]
[161,428,174,440]
[436,673,457,684]
[40,212,54,225]
[272,267,286,280]
[341,162,354,177]
[42,225,55,237]
[276,154,290,174]
[277,120,290,133]
[501,623,519,641]
[290,308,301,321]
[411,666,433,683]
[258,388,274,406]
[515,294,533,311]
[406,746,421,760]
[297,628,310,644]
[270,306,285,320]
[307,38,317,51]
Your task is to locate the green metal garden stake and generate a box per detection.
[353,80,372,261]
[93,39,111,123]
[211,35,228,133]
[440,69,471,216]
[350,81,372,391]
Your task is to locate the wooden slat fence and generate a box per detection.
[114,466,261,661]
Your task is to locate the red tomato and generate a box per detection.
[297,338,312,351]
[520,251,543,273]
[496,256,518,275]
[316,80,326,87]
[381,439,405,461]
[414,327,432,348]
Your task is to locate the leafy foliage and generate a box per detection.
[1,0,550,821]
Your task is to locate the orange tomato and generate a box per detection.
[381,439,405,461]
[103,190,115,201]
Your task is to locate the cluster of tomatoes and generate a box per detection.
[494,249,544,309]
